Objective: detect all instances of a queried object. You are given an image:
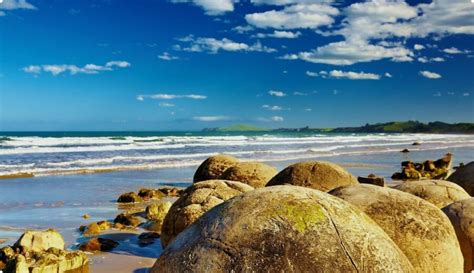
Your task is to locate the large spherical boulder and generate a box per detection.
[442,198,474,272]
[394,180,470,208]
[14,229,65,252]
[330,184,463,273]
[219,162,277,188]
[448,162,474,195]
[160,180,254,248]
[193,155,239,182]
[266,161,358,192]
[153,186,414,273]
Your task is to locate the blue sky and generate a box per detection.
[0,0,473,131]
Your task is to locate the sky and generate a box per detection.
[0,0,473,131]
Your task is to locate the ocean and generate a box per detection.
[1,131,474,178]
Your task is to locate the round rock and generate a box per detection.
[266,161,358,192]
[152,186,414,273]
[193,155,239,183]
[219,161,277,188]
[448,162,474,195]
[394,180,470,208]
[14,229,65,252]
[442,198,474,272]
[160,180,254,248]
[331,184,463,273]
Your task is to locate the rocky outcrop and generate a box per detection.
[448,162,474,195]
[160,180,254,248]
[14,230,65,253]
[331,184,463,273]
[193,155,239,182]
[219,162,277,188]
[394,180,470,208]
[114,213,142,228]
[117,192,143,203]
[79,238,118,252]
[152,186,414,273]
[266,161,358,192]
[442,198,474,273]
[392,153,453,180]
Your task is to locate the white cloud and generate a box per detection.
[418,56,445,63]
[255,30,301,39]
[159,102,175,107]
[158,52,180,61]
[443,47,471,54]
[293,91,307,96]
[271,116,284,122]
[0,0,36,15]
[385,72,392,78]
[305,71,318,77]
[414,44,425,50]
[463,92,470,97]
[232,25,255,34]
[262,104,283,111]
[304,108,312,112]
[193,116,230,122]
[419,70,442,79]
[22,61,130,76]
[326,70,381,80]
[170,0,235,15]
[138,94,207,100]
[251,0,334,5]
[433,92,442,97]
[175,36,276,53]
[245,4,339,29]
[268,90,286,97]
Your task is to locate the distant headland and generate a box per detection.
[203,121,474,134]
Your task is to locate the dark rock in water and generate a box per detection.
[138,232,160,247]
[138,188,165,200]
[114,213,142,227]
[448,161,474,195]
[193,154,239,182]
[157,186,183,197]
[392,154,453,181]
[401,149,410,153]
[266,161,358,192]
[412,142,421,146]
[358,174,385,187]
[153,186,414,273]
[117,192,143,203]
[79,238,118,252]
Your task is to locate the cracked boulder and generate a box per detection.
[14,229,65,253]
[394,180,470,208]
[152,185,414,273]
[331,184,463,273]
[442,198,474,273]
[219,162,277,188]
[448,162,474,195]
[266,161,358,192]
[193,155,239,183]
[160,180,254,248]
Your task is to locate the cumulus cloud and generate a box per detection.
[158,52,179,61]
[271,116,284,122]
[137,94,207,100]
[0,0,36,15]
[245,4,339,29]
[254,30,301,39]
[175,36,276,53]
[262,104,283,111]
[305,71,318,77]
[418,56,445,63]
[22,61,131,76]
[414,44,425,50]
[419,70,442,79]
[268,90,286,97]
[443,47,471,54]
[193,116,231,121]
[385,72,393,78]
[170,0,235,15]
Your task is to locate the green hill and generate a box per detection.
[203,124,268,132]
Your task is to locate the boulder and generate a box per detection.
[442,198,474,273]
[394,180,470,208]
[82,221,111,236]
[146,202,172,221]
[138,188,165,200]
[193,155,239,182]
[448,162,474,195]
[392,154,453,181]
[113,213,142,227]
[117,192,143,203]
[219,162,277,188]
[152,186,414,273]
[157,186,184,197]
[266,161,358,192]
[14,229,65,252]
[330,184,463,273]
[357,174,385,187]
[160,180,254,248]
[79,238,118,252]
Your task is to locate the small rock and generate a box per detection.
[412,142,421,146]
[401,149,410,153]
[357,174,385,187]
[138,188,165,200]
[83,222,101,237]
[117,192,143,203]
[82,214,90,219]
[138,232,160,247]
[114,213,141,227]
[79,238,118,252]
[158,187,183,197]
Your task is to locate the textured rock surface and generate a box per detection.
[219,161,277,188]
[358,174,385,187]
[79,238,119,252]
[394,180,470,208]
[193,155,239,182]
[331,184,463,273]
[14,229,65,252]
[443,198,474,273]
[146,202,172,221]
[152,186,414,273]
[448,162,474,195]
[117,192,143,203]
[160,180,254,248]
[266,161,358,192]
[114,213,142,227]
